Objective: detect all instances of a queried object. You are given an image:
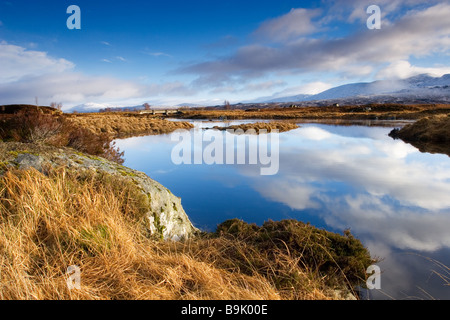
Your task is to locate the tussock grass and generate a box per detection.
[66,114,194,139]
[0,166,371,300]
[391,115,450,143]
[390,115,450,156]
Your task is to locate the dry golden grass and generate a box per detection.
[66,113,194,138]
[393,114,450,143]
[177,104,450,121]
[0,167,346,300]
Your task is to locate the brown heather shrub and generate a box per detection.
[0,110,124,164]
[0,110,65,144]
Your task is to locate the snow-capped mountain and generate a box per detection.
[405,74,450,87]
[66,102,124,113]
[68,102,186,113]
[262,74,450,104]
[67,103,162,113]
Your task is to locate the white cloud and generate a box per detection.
[146,81,196,97]
[205,80,288,97]
[181,3,450,85]
[292,126,333,141]
[144,51,172,58]
[265,81,333,99]
[337,194,450,252]
[276,141,450,210]
[69,102,122,113]
[0,42,196,108]
[0,72,146,107]
[0,72,198,108]
[242,80,287,92]
[376,60,450,80]
[295,81,333,95]
[256,181,320,211]
[0,41,74,83]
[253,8,321,42]
[327,0,439,24]
[27,42,38,49]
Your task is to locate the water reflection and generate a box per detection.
[249,125,450,250]
[115,122,450,300]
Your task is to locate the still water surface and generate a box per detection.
[115,121,450,300]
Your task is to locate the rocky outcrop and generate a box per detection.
[1,143,198,241]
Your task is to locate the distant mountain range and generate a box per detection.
[68,103,175,113]
[67,102,208,113]
[68,74,450,112]
[258,74,450,104]
[67,102,123,113]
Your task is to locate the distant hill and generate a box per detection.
[67,102,184,113]
[256,74,450,105]
[30,74,450,114]
[66,102,139,113]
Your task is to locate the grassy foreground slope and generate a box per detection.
[0,164,373,300]
[0,166,279,300]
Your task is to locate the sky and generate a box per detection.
[1,0,450,110]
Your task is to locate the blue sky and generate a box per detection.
[1,0,450,109]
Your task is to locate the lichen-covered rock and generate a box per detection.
[3,144,198,241]
[15,153,45,171]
